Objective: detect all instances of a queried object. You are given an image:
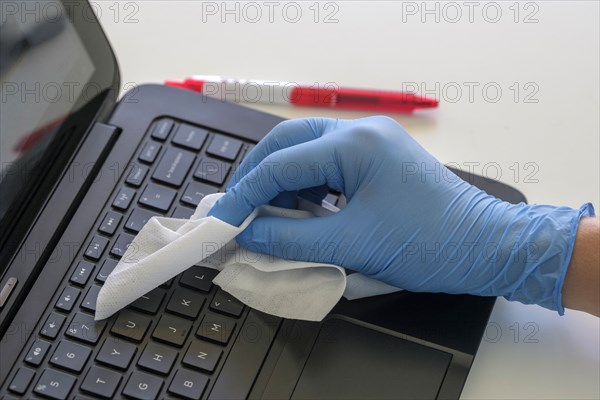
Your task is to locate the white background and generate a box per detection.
[97,1,599,398]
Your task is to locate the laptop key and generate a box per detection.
[112,187,136,211]
[210,289,245,318]
[55,286,81,312]
[137,342,178,375]
[40,312,66,339]
[181,181,218,207]
[152,148,195,187]
[196,313,236,345]
[168,369,209,399]
[84,235,109,261]
[126,208,159,233]
[96,337,137,370]
[172,123,208,151]
[123,371,163,400]
[126,164,149,187]
[166,288,205,319]
[110,233,136,258]
[172,206,195,219]
[151,118,175,141]
[139,183,177,212]
[139,141,162,164]
[24,339,51,366]
[96,259,118,283]
[180,266,218,293]
[80,366,122,399]
[152,314,192,347]
[194,156,231,185]
[81,285,102,312]
[111,310,152,342]
[130,287,166,314]
[8,367,35,395]
[33,369,76,399]
[182,340,223,373]
[66,312,106,344]
[98,211,122,236]
[70,261,95,286]
[50,340,91,372]
[206,134,242,161]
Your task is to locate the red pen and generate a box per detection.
[165,75,438,113]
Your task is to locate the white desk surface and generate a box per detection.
[98,1,599,398]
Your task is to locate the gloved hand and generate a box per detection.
[209,117,593,314]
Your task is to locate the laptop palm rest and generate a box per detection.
[291,319,452,399]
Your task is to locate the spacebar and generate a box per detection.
[208,310,281,400]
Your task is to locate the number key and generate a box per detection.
[33,369,76,400]
[50,341,91,373]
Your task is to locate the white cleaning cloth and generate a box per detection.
[95,193,399,321]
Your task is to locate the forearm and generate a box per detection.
[562,217,600,317]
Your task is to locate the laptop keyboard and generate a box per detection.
[4,118,287,400]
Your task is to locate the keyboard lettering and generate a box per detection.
[211,324,221,332]
[197,352,207,359]
[184,380,194,388]
[181,299,191,307]
[153,354,163,362]
[167,152,182,178]
[111,349,120,356]
[96,378,106,384]
[139,383,148,391]
[126,321,136,329]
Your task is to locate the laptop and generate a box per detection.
[0,1,527,399]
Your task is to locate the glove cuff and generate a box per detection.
[503,202,595,314]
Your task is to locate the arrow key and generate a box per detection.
[152,314,192,347]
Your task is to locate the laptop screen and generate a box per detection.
[0,0,119,255]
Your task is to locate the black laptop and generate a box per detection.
[0,1,527,399]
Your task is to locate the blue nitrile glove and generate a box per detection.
[209,117,594,314]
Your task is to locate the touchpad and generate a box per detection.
[291,319,452,399]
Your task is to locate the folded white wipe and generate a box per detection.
[95,193,400,321]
